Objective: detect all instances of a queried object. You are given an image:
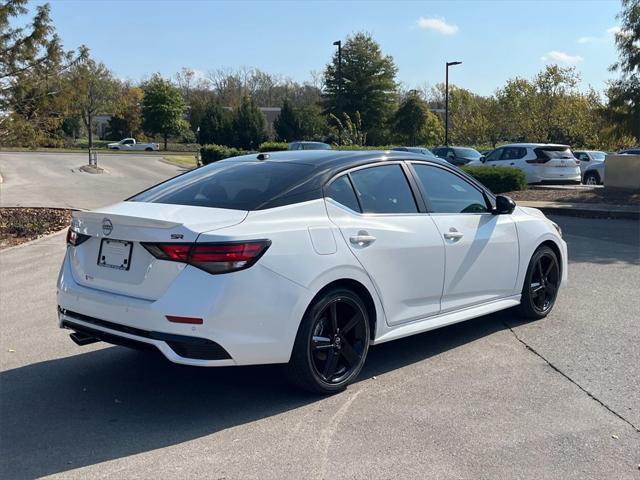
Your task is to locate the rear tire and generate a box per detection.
[517,245,561,320]
[145,147,153,151]
[286,288,370,394]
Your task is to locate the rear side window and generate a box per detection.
[325,176,360,212]
[129,161,314,211]
[413,164,488,214]
[349,165,418,214]
[500,147,527,160]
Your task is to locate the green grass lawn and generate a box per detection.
[161,155,198,168]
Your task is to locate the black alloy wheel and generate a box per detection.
[288,288,370,394]
[518,246,561,319]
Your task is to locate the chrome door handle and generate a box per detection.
[443,228,464,241]
[350,233,376,247]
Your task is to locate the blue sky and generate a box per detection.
[37,0,621,96]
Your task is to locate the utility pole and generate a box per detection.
[445,61,462,145]
[333,40,342,117]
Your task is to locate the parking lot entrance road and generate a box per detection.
[0,152,184,210]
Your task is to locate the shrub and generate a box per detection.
[200,144,248,165]
[461,165,528,193]
[258,141,288,152]
[164,142,200,152]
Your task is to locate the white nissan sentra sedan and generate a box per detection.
[58,150,567,393]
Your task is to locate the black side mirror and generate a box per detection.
[480,156,486,163]
[494,195,516,215]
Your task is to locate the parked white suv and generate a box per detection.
[107,138,159,151]
[482,144,581,184]
[574,150,607,178]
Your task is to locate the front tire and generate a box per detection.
[287,288,370,394]
[583,171,600,185]
[517,245,561,319]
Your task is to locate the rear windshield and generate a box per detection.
[129,161,315,210]
[535,146,574,159]
[453,148,482,159]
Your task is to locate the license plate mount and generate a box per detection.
[97,239,133,271]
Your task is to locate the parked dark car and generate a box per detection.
[432,146,484,166]
[618,147,640,155]
[391,146,439,159]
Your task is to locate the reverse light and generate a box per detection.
[142,240,271,274]
[66,228,91,247]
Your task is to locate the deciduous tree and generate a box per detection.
[68,57,118,148]
[142,74,187,150]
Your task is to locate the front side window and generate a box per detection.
[325,175,360,212]
[413,164,489,214]
[349,165,418,214]
[486,148,502,161]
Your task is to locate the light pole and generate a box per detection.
[445,61,462,146]
[333,40,342,116]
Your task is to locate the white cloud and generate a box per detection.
[577,36,599,44]
[541,51,584,65]
[607,26,621,35]
[416,16,458,35]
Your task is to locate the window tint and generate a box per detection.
[432,148,446,157]
[535,147,574,159]
[129,161,314,211]
[486,148,502,161]
[413,165,488,214]
[500,147,527,160]
[325,176,360,212]
[453,147,482,159]
[349,165,417,214]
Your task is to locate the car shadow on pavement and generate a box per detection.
[0,313,511,479]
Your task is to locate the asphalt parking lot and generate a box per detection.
[0,154,639,479]
[0,152,184,209]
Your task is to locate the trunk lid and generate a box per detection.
[533,146,580,179]
[69,202,247,300]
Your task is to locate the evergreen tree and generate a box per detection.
[323,32,397,144]
[199,100,231,145]
[274,99,301,141]
[232,96,267,149]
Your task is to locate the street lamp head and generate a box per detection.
[333,40,341,47]
[446,61,463,66]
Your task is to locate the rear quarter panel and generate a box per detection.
[196,199,387,350]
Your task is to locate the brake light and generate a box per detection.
[66,228,90,247]
[142,240,271,274]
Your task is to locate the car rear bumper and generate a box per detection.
[57,250,310,367]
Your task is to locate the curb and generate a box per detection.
[522,204,639,221]
[0,227,68,253]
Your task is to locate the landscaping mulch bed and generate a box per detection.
[0,208,72,249]
[505,187,640,206]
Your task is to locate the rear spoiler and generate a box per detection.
[72,210,181,230]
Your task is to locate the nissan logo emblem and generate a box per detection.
[102,218,113,236]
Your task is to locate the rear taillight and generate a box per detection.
[66,228,90,247]
[141,240,271,274]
